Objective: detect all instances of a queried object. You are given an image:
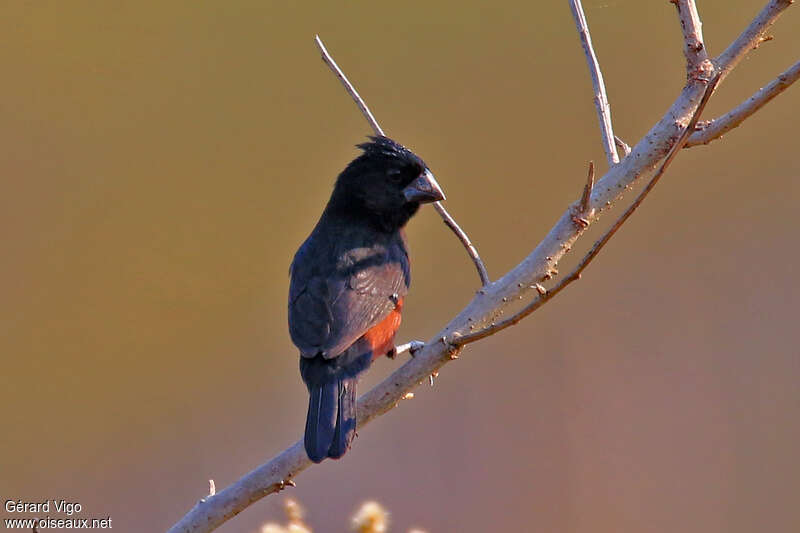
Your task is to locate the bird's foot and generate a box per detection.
[390,340,425,359]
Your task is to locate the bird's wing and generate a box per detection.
[289,240,409,359]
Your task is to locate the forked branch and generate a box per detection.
[687,60,800,147]
[458,72,721,345]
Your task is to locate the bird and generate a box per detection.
[288,135,444,463]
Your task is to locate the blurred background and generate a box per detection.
[1,1,798,531]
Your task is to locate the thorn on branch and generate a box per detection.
[571,161,595,229]
[571,215,590,229]
[580,161,595,215]
[614,136,632,157]
[200,479,216,503]
[756,34,774,48]
[277,479,296,492]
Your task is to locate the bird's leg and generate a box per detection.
[388,340,425,359]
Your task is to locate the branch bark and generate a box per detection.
[168,2,797,532]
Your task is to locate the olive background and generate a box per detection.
[1,1,798,532]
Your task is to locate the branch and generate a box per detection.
[671,0,709,73]
[686,60,800,147]
[569,0,620,166]
[431,202,490,285]
[458,73,720,345]
[313,35,491,287]
[715,0,794,82]
[169,3,796,531]
[314,35,383,137]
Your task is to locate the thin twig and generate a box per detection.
[314,35,383,136]
[687,59,800,147]
[568,0,620,166]
[432,202,490,285]
[314,35,491,287]
[457,73,721,345]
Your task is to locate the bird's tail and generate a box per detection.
[300,343,372,462]
[304,376,357,462]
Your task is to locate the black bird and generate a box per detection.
[288,136,444,462]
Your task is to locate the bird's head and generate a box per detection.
[328,136,445,231]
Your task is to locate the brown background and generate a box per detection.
[2,1,798,532]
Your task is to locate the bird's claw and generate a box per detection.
[408,340,425,356]
[391,340,425,359]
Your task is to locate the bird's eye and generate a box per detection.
[387,168,403,183]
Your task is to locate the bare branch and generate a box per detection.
[432,202,491,285]
[671,0,709,72]
[314,35,490,286]
[171,70,717,533]
[568,0,620,166]
[168,442,308,533]
[314,35,384,136]
[687,60,800,147]
[458,73,721,345]
[715,0,794,82]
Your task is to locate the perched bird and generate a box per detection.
[289,136,444,462]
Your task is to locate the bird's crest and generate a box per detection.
[356,136,424,167]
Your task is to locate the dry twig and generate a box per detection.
[568,0,619,166]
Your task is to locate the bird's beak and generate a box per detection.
[403,169,446,203]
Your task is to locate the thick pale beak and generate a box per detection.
[403,169,446,203]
